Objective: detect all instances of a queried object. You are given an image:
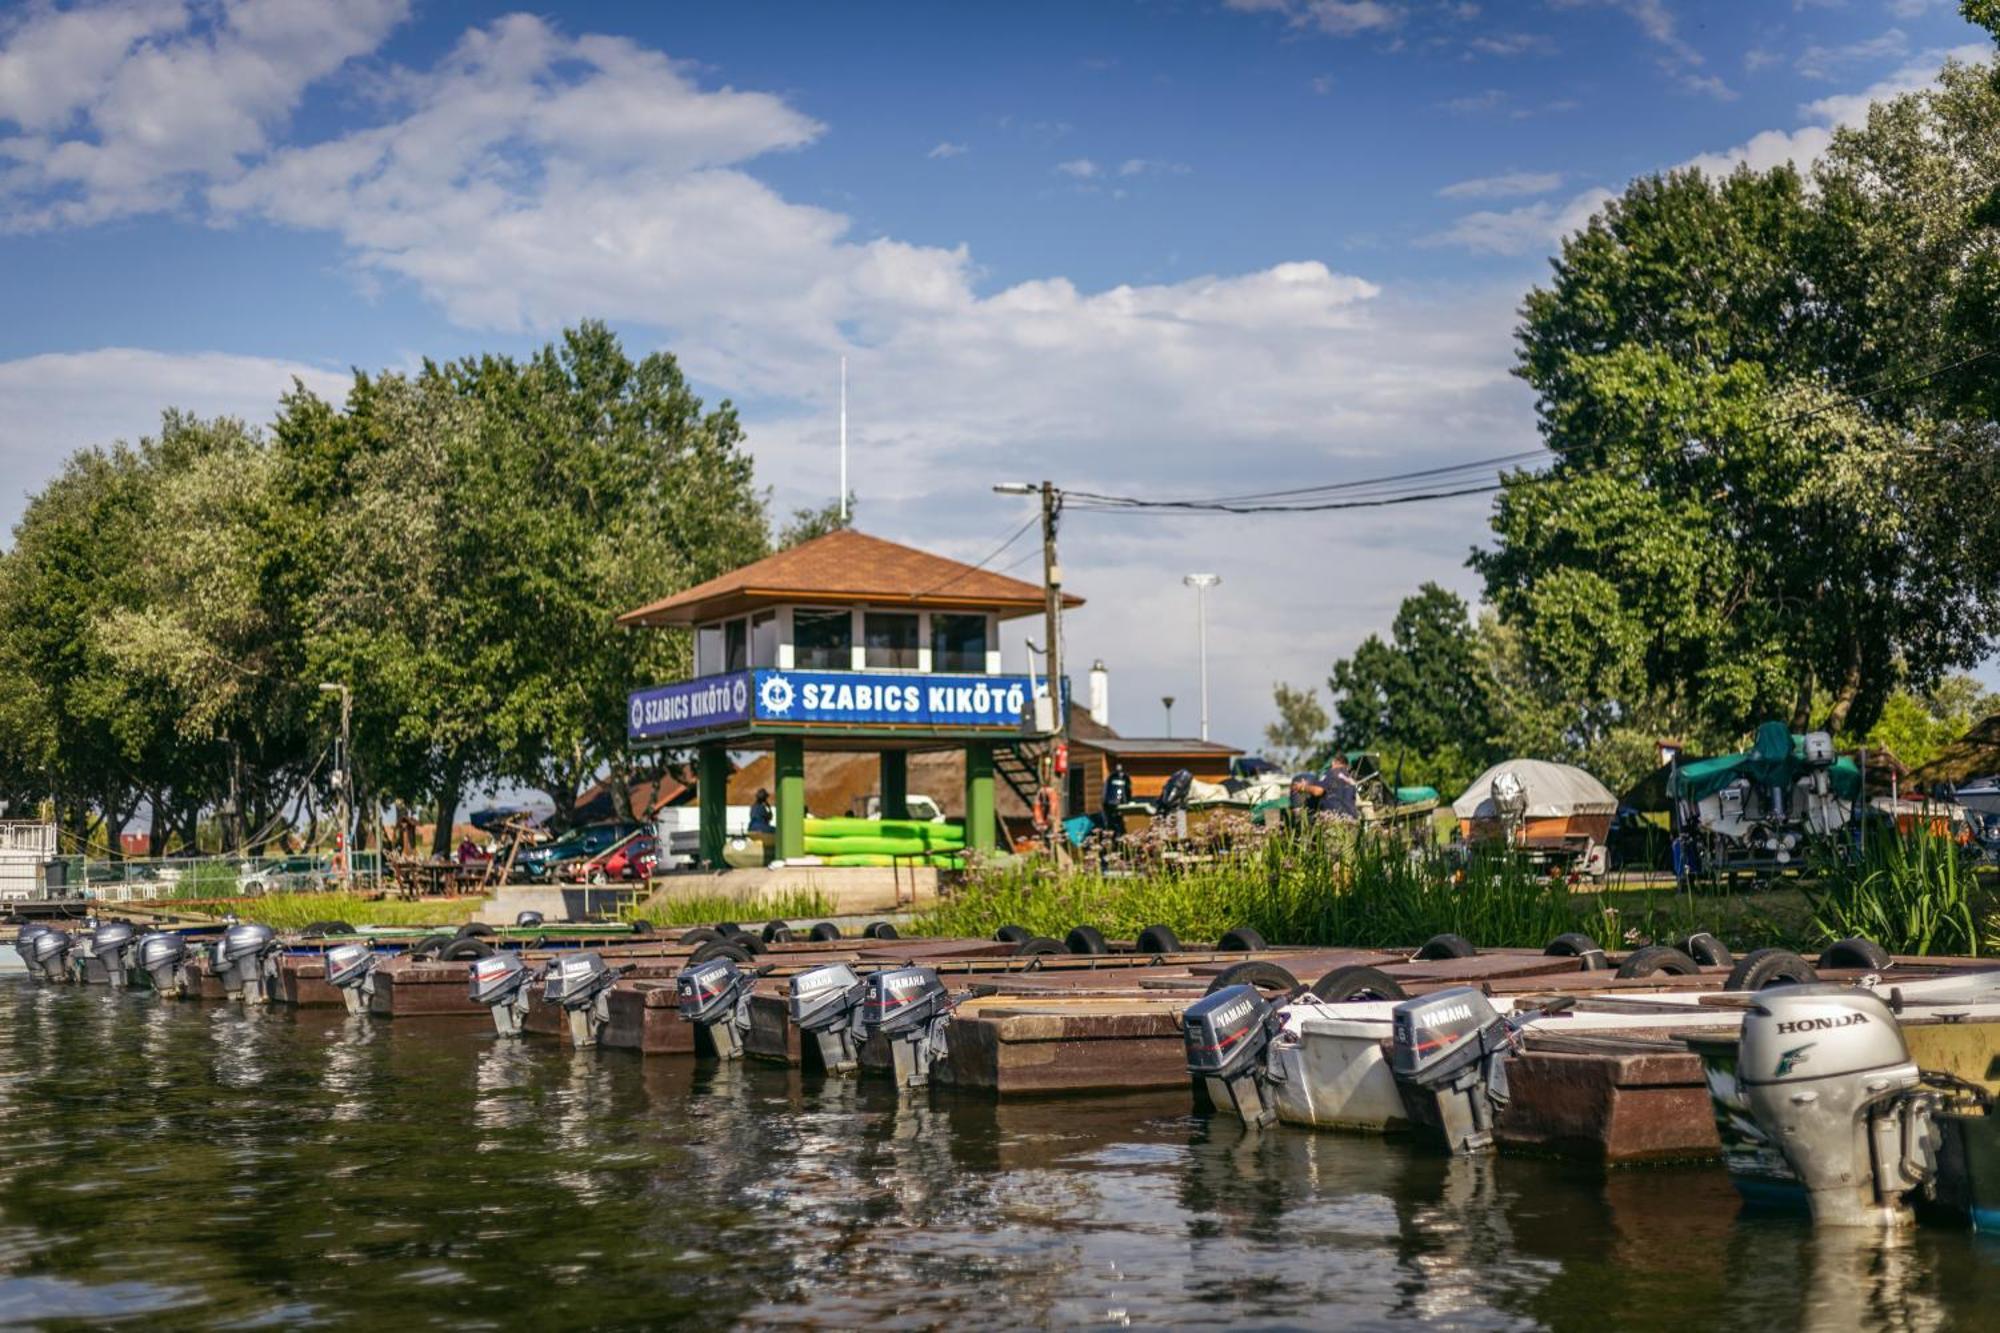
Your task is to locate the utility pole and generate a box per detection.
[1184,573,1220,742]
[995,480,1067,857]
[319,683,352,888]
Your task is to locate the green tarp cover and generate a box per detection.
[1668,722,1862,803]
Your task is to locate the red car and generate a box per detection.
[568,834,656,884]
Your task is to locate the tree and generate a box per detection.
[1263,682,1328,770]
[778,494,856,548]
[1325,584,1498,793]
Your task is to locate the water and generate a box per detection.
[2,978,1996,1331]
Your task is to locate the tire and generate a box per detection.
[1013,936,1065,957]
[408,934,452,960]
[863,922,899,941]
[1544,932,1600,957]
[1682,933,1733,968]
[1309,965,1407,1002]
[1615,945,1701,979]
[441,938,496,962]
[1725,948,1820,992]
[809,923,842,942]
[1135,924,1181,955]
[1204,960,1299,995]
[1217,926,1267,953]
[691,940,753,965]
[454,922,496,939]
[1818,937,1892,971]
[630,920,655,937]
[1414,933,1477,961]
[1065,925,1109,956]
[733,933,768,957]
[299,920,353,939]
[678,928,721,947]
[766,927,795,944]
[714,922,744,938]
[994,925,1031,944]
[761,921,790,944]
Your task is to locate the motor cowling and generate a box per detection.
[1183,984,1283,1126]
[91,922,139,987]
[215,923,280,1004]
[544,951,621,1048]
[136,932,190,995]
[26,927,73,983]
[860,966,954,1088]
[1738,986,1932,1227]
[676,958,758,1060]
[789,963,867,1074]
[1389,987,1517,1154]
[468,951,535,1037]
[325,943,381,1015]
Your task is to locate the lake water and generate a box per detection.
[2,975,1997,1329]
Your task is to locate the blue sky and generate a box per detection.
[1,0,1992,755]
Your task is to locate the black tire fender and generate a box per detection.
[1217,926,1267,953]
[1682,933,1733,968]
[454,921,496,939]
[1135,924,1181,955]
[691,940,753,965]
[1204,960,1299,995]
[808,922,842,942]
[441,937,497,962]
[1614,945,1701,979]
[761,921,790,944]
[1817,937,1892,971]
[1065,925,1109,956]
[863,921,899,941]
[1309,965,1407,1002]
[994,925,1031,944]
[1414,933,1476,961]
[1726,947,1820,992]
[1013,936,1065,957]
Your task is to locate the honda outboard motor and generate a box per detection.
[92,921,139,988]
[215,922,281,1004]
[860,966,955,1088]
[788,963,867,1074]
[1738,986,1939,1227]
[26,927,73,983]
[1390,987,1531,1154]
[137,932,191,996]
[325,943,381,1015]
[470,952,538,1037]
[676,957,759,1059]
[1183,983,1285,1126]
[543,951,622,1048]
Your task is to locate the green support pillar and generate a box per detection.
[698,743,728,869]
[964,741,995,853]
[881,750,909,821]
[775,736,807,861]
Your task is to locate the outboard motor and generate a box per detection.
[1183,983,1285,1127]
[137,932,191,996]
[325,943,382,1015]
[470,952,538,1037]
[543,951,623,1048]
[1390,986,1543,1154]
[788,963,867,1074]
[676,957,760,1059]
[91,921,139,988]
[26,927,73,983]
[859,965,955,1088]
[515,911,544,928]
[215,922,281,1004]
[1737,986,1940,1228]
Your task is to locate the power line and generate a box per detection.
[906,511,1041,600]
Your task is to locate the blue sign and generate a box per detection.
[628,672,752,740]
[749,670,1038,729]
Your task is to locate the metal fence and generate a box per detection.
[43,852,388,905]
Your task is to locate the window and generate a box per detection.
[931,613,988,673]
[793,608,853,670]
[864,612,920,670]
[724,618,748,672]
[750,610,780,668]
[695,623,725,676]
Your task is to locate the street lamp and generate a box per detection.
[1183,573,1220,743]
[319,683,352,888]
[1162,695,1176,737]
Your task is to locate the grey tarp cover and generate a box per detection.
[1452,759,1619,820]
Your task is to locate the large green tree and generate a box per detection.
[1324,583,1498,793]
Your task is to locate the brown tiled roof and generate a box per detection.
[617,528,1082,627]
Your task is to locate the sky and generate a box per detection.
[1,0,1994,759]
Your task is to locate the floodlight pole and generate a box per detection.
[319,683,352,887]
[1184,573,1220,742]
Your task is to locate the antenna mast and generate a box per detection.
[839,356,848,523]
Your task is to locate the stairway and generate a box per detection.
[994,741,1045,809]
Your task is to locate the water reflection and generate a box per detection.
[0,975,1995,1330]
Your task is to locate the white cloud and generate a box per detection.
[1055,157,1100,178]
[1469,32,1556,57]
[1797,28,1910,80]
[1550,0,1735,99]
[1416,187,1615,254]
[1437,170,1563,199]
[1311,72,1336,93]
[1222,0,1403,37]
[0,347,348,534]
[1117,157,1191,176]
[926,141,967,159]
[1885,0,1942,15]
[0,0,409,229]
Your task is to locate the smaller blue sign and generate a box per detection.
[628,672,752,740]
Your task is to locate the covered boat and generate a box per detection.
[1453,759,1617,876]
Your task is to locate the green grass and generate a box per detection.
[173,893,479,931]
[630,887,837,927]
[1803,831,1986,957]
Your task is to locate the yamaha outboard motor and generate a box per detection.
[515,911,544,928]
[1183,983,1285,1126]
[137,932,191,996]
[215,922,281,1004]
[1390,987,1531,1154]
[859,965,955,1088]
[1737,986,1942,1227]
[789,963,868,1074]
[470,952,538,1037]
[26,927,73,983]
[676,957,759,1060]
[325,943,382,1015]
[91,921,139,988]
[543,951,622,1048]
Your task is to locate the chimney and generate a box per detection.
[1088,659,1110,728]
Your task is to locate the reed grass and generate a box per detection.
[1804,830,1984,957]
[630,887,837,927]
[176,892,479,930]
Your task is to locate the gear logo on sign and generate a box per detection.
[629,696,645,731]
[732,677,749,712]
[758,675,795,717]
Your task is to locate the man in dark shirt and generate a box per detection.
[1293,755,1360,820]
[1101,763,1131,838]
[747,788,775,834]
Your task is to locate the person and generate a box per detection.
[1101,762,1131,838]
[747,788,774,834]
[1292,754,1360,821]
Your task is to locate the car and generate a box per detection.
[240,854,331,895]
[516,821,643,881]
[566,833,657,884]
